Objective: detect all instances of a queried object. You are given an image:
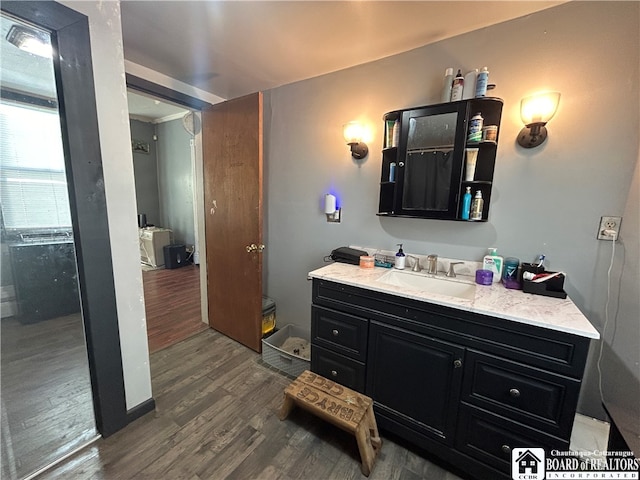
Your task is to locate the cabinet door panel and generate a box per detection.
[366,320,464,444]
[462,350,580,438]
[395,103,467,219]
[311,345,366,393]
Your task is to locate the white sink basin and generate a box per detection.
[377,269,476,300]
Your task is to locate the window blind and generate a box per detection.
[0,101,71,230]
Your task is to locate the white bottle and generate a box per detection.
[450,70,464,101]
[482,248,504,283]
[395,244,406,270]
[475,67,489,97]
[441,68,454,103]
[463,69,478,100]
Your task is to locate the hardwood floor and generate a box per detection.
[0,314,97,480]
[40,329,464,480]
[142,264,209,353]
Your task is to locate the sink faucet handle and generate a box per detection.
[447,261,464,278]
[407,255,421,272]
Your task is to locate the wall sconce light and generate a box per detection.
[343,122,369,159]
[6,25,52,58]
[517,91,561,148]
[324,193,341,223]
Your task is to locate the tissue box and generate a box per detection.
[522,272,567,299]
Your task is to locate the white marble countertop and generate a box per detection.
[308,263,600,339]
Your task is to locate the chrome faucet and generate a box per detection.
[447,262,464,278]
[426,254,438,274]
[407,255,421,272]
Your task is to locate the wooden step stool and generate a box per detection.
[279,370,382,476]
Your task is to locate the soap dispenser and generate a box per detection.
[482,248,504,283]
[395,244,406,270]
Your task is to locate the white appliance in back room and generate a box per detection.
[139,227,172,267]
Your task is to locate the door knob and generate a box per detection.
[246,244,258,253]
[257,244,265,253]
[453,359,463,368]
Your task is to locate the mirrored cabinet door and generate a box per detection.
[378,98,503,221]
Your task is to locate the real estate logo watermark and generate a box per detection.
[512,448,546,480]
[512,448,639,480]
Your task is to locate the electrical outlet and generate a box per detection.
[597,216,622,240]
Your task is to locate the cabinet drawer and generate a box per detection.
[310,345,365,393]
[456,403,568,474]
[312,305,368,361]
[462,350,580,439]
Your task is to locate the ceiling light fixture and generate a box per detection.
[6,24,52,58]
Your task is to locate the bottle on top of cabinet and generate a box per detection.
[463,69,478,100]
[441,68,454,103]
[450,70,464,101]
[475,67,489,97]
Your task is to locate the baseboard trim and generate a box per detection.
[126,398,156,423]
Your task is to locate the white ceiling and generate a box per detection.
[127,90,189,123]
[2,3,567,121]
[120,1,565,102]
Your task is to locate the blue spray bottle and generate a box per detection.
[461,186,472,220]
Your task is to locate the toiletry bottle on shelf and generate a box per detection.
[475,67,489,97]
[467,113,484,143]
[389,162,396,182]
[395,244,406,270]
[441,68,454,103]
[392,119,400,147]
[483,248,504,283]
[461,186,472,220]
[451,69,464,101]
[463,69,478,99]
[470,190,484,220]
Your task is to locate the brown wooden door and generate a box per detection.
[202,92,263,352]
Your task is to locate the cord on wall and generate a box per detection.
[597,230,618,404]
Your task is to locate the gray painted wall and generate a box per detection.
[264,1,639,421]
[156,118,195,248]
[130,119,160,226]
[600,153,640,424]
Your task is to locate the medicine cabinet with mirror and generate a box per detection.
[378,98,503,221]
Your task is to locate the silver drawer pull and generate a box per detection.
[509,388,521,398]
[453,359,463,368]
[332,329,339,336]
[501,444,511,454]
[331,370,338,377]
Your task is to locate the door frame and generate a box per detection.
[126,74,213,327]
[2,1,127,436]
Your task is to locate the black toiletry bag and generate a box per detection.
[326,247,368,265]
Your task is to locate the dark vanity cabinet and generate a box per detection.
[378,98,503,221]
[310,278,591,480]
[9,241,81,323]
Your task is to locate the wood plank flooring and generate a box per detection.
[143,264,208,353]
[40,329,464,480]
[0,313,97,480]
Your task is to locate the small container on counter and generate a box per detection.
[475,269,493,285]
[359,255,375,269]
[502,257,521,289]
